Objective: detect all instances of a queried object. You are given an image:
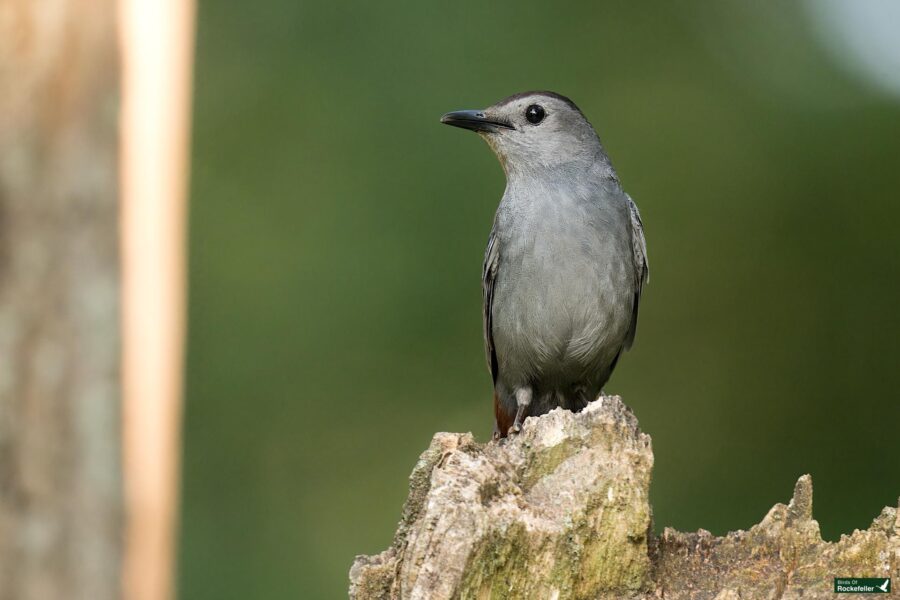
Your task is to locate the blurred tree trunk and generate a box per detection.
[0,1,122,600]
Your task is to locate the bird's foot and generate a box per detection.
[506,387,532,437]
[507,403,528,436]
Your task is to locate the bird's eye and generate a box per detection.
[525,104,545,124]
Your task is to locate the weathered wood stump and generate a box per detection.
[350,396,899,600]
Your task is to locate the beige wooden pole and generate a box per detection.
[119,0,195,599]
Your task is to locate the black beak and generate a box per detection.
[440,110,513,133]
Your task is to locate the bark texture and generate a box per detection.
[0,1,121,599]
[350,396,899,600]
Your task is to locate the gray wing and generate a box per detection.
[624,194,649,349]
[482,226,500,382]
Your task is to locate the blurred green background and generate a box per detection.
[180,1,900,598]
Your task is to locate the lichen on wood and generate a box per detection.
[350,396,899,599]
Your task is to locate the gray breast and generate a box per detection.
[490,180,635,393]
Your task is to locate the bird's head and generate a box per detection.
[440,91,607,177]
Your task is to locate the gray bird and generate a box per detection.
[441,91,648,439]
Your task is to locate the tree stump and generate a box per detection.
[350,396,899,600]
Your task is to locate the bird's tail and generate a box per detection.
[493,390,514,439]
